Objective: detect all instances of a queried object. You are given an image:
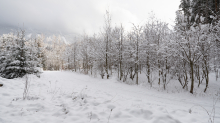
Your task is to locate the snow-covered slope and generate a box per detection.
[0,71,219,123]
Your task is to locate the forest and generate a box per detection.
[0,0,220,95]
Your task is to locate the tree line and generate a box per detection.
[0,0,220,94]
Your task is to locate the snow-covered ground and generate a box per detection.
[0,71,220,123]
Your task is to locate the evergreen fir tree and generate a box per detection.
[0,30,41,79]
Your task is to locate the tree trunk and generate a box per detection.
[136,34,139,85]
[135,62,138,84]
[119,24,123,81]
[197,65,201,87]
[106,35,109,79]
[204,59,209,92]
[183,69,188,89]
[190,61,194,94]
[147,55,150,83]
[158,60,161,85]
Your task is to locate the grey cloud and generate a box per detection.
[0,0,180,40]
[0,0,104,35]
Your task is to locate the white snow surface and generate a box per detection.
[0,71,220,123]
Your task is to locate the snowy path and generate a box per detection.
[0,71,220,123]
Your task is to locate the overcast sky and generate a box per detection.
[0,0,180,36]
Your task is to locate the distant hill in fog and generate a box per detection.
[0,24,80,44]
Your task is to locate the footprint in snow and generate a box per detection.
[92,101,100,106]
[153,115,181,123]
[2,93,10,96]
[107,104,116,109]
[129,109,153,120]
